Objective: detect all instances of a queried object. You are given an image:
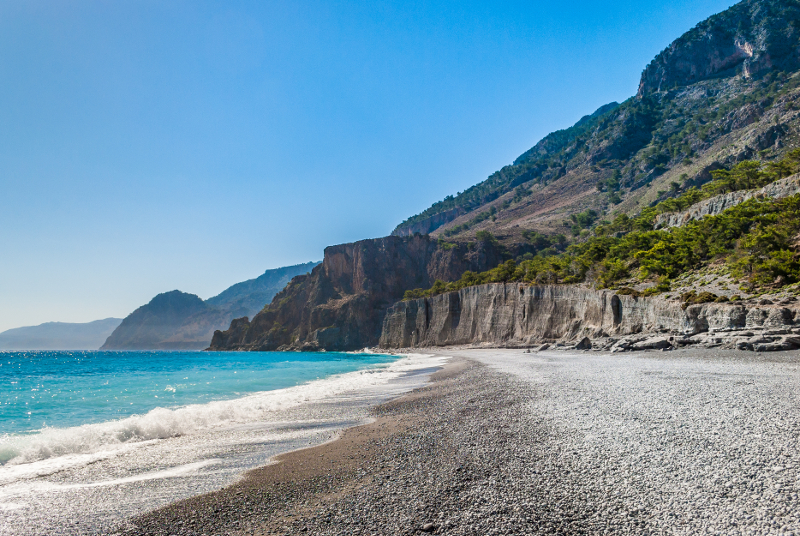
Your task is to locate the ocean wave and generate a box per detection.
[0,353,439,472]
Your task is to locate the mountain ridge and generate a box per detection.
[392,0,800,244]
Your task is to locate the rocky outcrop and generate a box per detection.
[378,283,800,351]
[638,0,800,96]
[654,174,800,228]
[209,235,506,352]
[392,208,465,237]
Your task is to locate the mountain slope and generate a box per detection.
[392,0,800,246]
[213,0,800,352]
[102,262,319,350]
[0,318,122,350]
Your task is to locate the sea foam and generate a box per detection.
[0,353,439,476]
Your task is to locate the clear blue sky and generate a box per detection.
[0,0,735,331]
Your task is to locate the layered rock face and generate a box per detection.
[654,174,800,228]
[639,0,800,96]
[209,235,505,351]
[379,283,800,351]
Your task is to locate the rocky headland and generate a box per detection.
[212,0,800,355]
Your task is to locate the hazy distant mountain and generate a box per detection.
[0,318,122,350]
[206,262,321,314]
[101,262,319,350]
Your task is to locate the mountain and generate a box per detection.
[205,263,320,315]
[0,318,122,350]
[212,0,800,352]
[392,0,800,245]
[101,262,319,350]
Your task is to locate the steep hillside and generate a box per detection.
[214,0,800,353]
[393,0,800,248]
[102,262,319,350]
[0,318,122,350]
[101,291,213,350]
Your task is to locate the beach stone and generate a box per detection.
[421,522,437,532]
[575,337,592,350]
[632,337,672,350]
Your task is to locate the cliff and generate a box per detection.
[209,235,506,351]
[0,318,122,350]
[379,283,800,352]
[638,0,800,96]
[102,262,319,350]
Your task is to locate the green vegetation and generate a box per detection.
[410,153,800,300]
[441,207,496,237]
[409,194,800,300]
[569,209,599,236]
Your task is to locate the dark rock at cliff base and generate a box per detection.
[575,337,592,350]
[209,235,506,352]
[632,337,673,351]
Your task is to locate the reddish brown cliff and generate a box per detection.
[209,235,505,351]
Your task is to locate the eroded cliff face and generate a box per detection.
[638,0,800,96]
[379,283,800,351]
[209,235,505,351]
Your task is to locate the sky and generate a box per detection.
[0,0,737,332]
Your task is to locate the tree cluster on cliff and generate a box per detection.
[404,153,800,300]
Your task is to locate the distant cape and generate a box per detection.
[0,318,123,350]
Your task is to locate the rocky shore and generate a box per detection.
[120,348,800,535]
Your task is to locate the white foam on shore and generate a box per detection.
[0,353,440,480]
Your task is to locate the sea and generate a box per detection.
[0,350,444,535]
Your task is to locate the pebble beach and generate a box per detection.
[116,348,800,535]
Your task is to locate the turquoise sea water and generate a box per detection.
[0,350,398,437]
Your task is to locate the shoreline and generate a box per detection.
[120,347,800,535]
[1,352,445,536]
[119,357,466,536]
